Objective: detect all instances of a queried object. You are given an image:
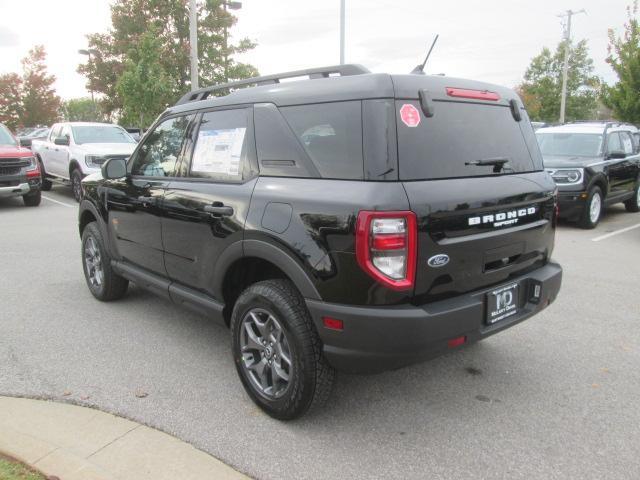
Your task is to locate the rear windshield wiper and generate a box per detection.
[465,157,510,173]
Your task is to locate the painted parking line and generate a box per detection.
[42,195,75,208]
[592,222,640,242]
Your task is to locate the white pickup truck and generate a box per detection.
[32,122,137,201]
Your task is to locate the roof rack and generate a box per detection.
[176,64,371,105]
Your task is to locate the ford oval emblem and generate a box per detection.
[428,254,450,268]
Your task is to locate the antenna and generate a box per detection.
[411,34,439,75]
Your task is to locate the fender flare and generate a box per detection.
[212,239,321,301]
[586,173,609,196]
[78,199,106,239]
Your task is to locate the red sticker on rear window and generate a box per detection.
[399,104,421,127]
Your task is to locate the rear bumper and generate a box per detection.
[306,262,562,373]
[0,182,31,198]
[557,191,587,220]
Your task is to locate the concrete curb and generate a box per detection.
[0,396,249,480]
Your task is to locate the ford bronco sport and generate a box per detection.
[537,122,640,229]
[78,65,562,419]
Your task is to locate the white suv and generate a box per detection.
[32,122,137,201]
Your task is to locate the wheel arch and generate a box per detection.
[588,173,608,197]
[69,159,82,177]
[78,200,105,239]
[215,239,322,325]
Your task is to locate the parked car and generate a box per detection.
[78,65,562,419]
[17,127,50,148]
[537,122,640,228]
[32,122,137,202]
[0,123,41,206]
[124,127,143,142]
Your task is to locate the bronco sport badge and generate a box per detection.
[468,206,537,228]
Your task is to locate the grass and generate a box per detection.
[0,455,45,480]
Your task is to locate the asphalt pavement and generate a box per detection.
[1,186,639,480]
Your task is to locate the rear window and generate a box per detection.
[280,101,363,180]
[397,100,540,180]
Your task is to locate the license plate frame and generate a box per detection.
[486,282,519,325]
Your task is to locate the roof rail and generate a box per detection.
[176,64,371,105]
[567,120,633,128]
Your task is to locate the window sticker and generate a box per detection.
[399,104,421,127]
[192,127,246,175]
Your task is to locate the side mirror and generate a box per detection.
[19,138,31,147]
[101,157,127,179]
[54,136,70,146]
[607,150,627,160]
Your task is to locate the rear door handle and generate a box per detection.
[203,205,234,216]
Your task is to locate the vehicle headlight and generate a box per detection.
[85,155,107,168]
[548,168,583,185]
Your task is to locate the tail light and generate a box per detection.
[355,211,417,291]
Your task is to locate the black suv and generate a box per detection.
[79,65,562,419]
[537,122,640,228]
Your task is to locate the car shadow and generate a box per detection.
[0,197,28,210]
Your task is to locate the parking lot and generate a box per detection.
[1,186,639,480]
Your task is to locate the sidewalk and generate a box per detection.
[0,396,249,480]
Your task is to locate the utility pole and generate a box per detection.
[340,0,345,64]
[189,0,198,91]
[558,9,585,124]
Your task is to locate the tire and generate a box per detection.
[22,189,41,207]
[71,168,83,202]
[81,222,129,301]
[578,186,603,229]
[230,279,335,420]
[39,159,52,191]
[624,181,640,213]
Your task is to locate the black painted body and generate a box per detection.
[79,70,562,373]
[543,148,640,221]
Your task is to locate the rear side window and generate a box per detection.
[280,101,363,180]
[397,100,539,180]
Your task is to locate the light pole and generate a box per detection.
[189,0,198,91]
[558,9,585,124]
[78,49,98,102]
[223,1,242,83]
[189,1,242,89]
[340,0,345,64]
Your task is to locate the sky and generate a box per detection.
[0,0,632,100]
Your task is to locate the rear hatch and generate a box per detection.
[393,75,557,303]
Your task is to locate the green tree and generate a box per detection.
[602,2,640,123]
[117,30,174,129]
[78,0,258,119]
[62,98,105,122]
[518,40,600,122]
[21,46,61,127]
[0,73,24,130]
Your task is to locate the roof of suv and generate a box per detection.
[56,122,123,127]
[537,122,638,135]
[168,64,521,116]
